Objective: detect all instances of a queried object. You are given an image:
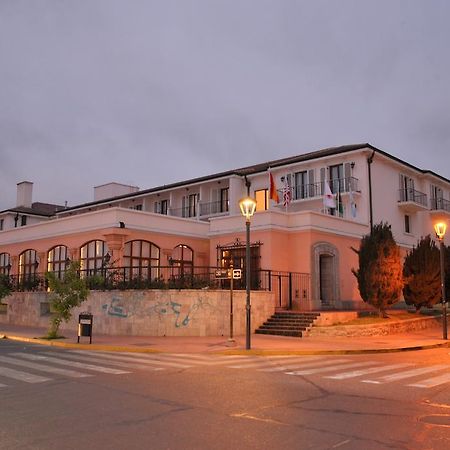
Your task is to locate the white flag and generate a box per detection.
[323,181,336,209]
[349,189,357,218]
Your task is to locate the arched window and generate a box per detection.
[171,244,193,277]
[47,245,69,279]
[0,253,11,275]
[123,240,160,280]
[19,249,39,280]
[80,240,109,275]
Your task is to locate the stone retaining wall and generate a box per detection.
[0,290,276,337]
[307,315,442,337]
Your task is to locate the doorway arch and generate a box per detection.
[311,242,340,309]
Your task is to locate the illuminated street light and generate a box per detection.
[434,222,447,340]
[239,196,257,350]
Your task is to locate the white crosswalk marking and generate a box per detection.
[51,352,165,371]
[0,366,51,383]
[0,355,92,378]
[287,361,377,376]
[11,353,130,375]
[408,372,450,388]
[361,365,449,384]
[324,363,413,380]
[65,351,192,369]
[0,383,8,387]
[259,357,337,373]
[228,356,317,369]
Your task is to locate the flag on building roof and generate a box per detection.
[323,180,336,209]
[283,177,291,208]
[269,172,279,203]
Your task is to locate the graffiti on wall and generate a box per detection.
[102,294,214,328]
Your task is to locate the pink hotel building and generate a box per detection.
[0,143,449,323]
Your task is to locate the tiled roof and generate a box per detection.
[1,202,64,217]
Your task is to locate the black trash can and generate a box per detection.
[78,312,93,344]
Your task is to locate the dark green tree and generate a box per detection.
[403,235,441,310]
[0,274,12,302]
[352,222,403,317]
[45,261,88,338]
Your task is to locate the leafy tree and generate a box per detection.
[0,274,12,302]
[46,261,88,338]
[403,236,441,310]
[352,222,403,317]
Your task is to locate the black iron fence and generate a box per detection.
[2,266,311,309]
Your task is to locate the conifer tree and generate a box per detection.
[352,222,403,317]
[403,235,441,310]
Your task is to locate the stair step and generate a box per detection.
[266,319,313,325]
[261,324,307,330]
[255,311,320,338]
[255,329,302,337]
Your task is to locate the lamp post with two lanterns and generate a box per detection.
[239,196,257,350]
[434,222,447,340]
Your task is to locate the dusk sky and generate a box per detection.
[1,0,449,210]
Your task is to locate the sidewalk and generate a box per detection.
[1,323,449,355]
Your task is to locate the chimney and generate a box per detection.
[16,181,33,208]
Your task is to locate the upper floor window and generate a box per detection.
[0,252,11,275]
[47,245,69,279]
[430,184,443,209]
[220,188,229,213]
[182,194,198,218]
[131,204,142,211]
[255,189,269,212]
[0,219,3,231]
[21,215,27,226]
[399,174,415,201]
[329,164,344,193]
[294,171,308,199]
[80,240,109,275]
[154,200,168,215]
[404,214,411,233]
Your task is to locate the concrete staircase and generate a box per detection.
[255,311,320,337]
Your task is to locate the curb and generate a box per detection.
[2,335,161,353]
[2,333,449,355]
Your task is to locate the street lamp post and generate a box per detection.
[434,222,447,340]
[239,196,257,350]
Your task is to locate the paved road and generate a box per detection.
[1,340,449,449]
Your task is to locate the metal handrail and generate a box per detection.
[398,188,428,207]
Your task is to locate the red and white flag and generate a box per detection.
[323,180,336,209]
[283,178,291,207]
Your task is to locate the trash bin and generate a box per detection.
[78,312,93,344]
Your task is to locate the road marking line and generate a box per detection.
[229,356,324,369]
[408,372,450,388]
[362,365,449,384]
[0,366,51,383]
[61,351,191,369]
[324,363,413,380]
[59,352,165,371]
[0,355,92,378]
[287,361,377,376]
[0,383,8,387]
[12,353,130,375]
[259,357,338,372]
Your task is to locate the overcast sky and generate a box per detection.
[1,0,449,210]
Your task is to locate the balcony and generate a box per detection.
[398,188,428,213]
[199,201,229,219]
[278,177,359,202]
[429,197,450,220]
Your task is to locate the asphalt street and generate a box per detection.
[0,340,449,450]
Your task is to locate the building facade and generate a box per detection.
[1,143,449,312]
